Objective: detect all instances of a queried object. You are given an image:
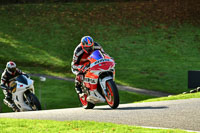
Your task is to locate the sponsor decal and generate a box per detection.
[94,59,110,65]
[84,78,97,84]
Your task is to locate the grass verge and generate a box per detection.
[139,92,200,103]
[0,118,196,133]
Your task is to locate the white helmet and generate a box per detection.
[6,61,16,73]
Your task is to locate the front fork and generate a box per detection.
[99,76,113,97]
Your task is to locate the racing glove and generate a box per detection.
[76,73,84,82]
[77,64,90,73]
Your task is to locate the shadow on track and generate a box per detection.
[94,106,168,110]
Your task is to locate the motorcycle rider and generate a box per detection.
[1,61,27,109]
[71,36,107,94]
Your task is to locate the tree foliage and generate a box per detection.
[1,0,143,5]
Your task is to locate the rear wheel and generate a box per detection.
[24,92,41,110]
[79,93,95,109]
[105,80,119,109]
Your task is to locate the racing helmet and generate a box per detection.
[81,36,94,53]
[6,61,16,73]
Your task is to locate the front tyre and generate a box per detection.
[79,93,95,109]
[105,80,119,109]
[24,92,41,110]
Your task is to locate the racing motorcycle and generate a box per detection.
[3,75,41,112]
[78,50,120,109]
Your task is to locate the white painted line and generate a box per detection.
[139,126,200,133]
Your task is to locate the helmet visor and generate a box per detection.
[8,67,16,73]
[84,45,94,53]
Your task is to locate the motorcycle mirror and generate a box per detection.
[40,76,46,82]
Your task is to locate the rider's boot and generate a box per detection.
[12,106,20,112]
[2,90,19,111]
[3,97,15,109]
[2,90,14,108]
[3,97,19,111]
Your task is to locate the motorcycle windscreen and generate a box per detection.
[16,75,28,85]
[89,50,103,60]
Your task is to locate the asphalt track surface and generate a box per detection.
[1,98,200,132]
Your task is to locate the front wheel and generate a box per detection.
[105,80,119,109]
[24,92,41,111]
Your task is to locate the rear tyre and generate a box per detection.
[24,92,41,110]
[105,79,119,109]
[79,93,95,109]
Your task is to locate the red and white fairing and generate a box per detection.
[79,50,119,109]
[83,50,115,91]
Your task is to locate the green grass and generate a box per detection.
[139,92,200,103]
[0,76,154,113]
[0,3,200,94]
[0,3,199,132]
[0,118,195,133]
